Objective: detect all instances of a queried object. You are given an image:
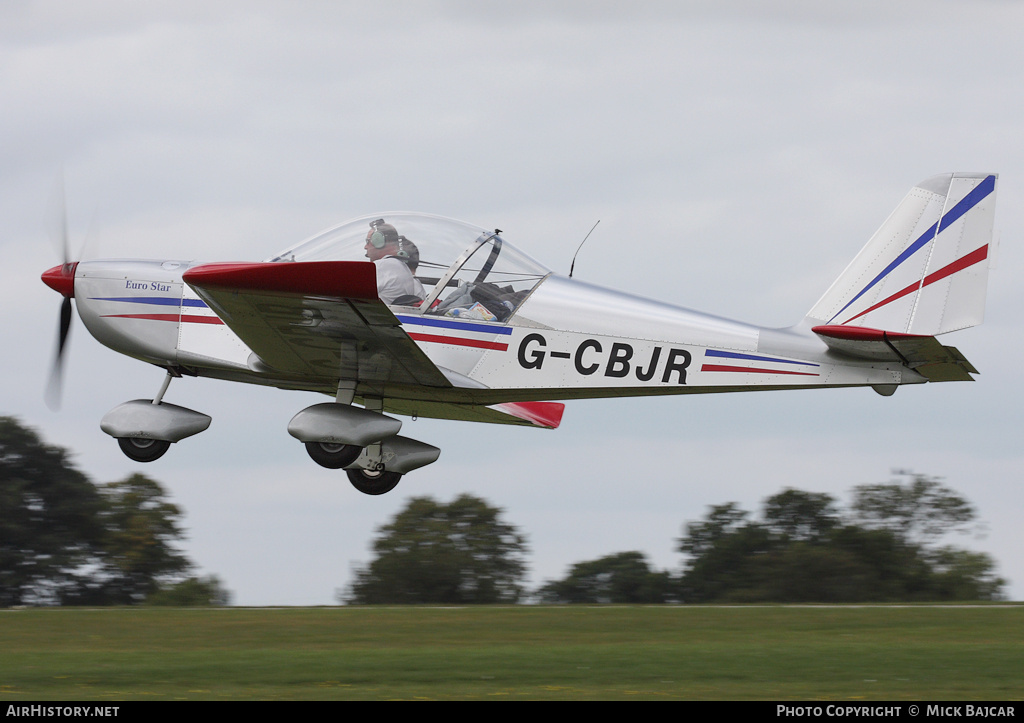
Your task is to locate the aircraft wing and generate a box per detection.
[182,261,452,388]
[182,261,567,428]
[812,325,978,382]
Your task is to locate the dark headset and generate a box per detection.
[367,220,412,261]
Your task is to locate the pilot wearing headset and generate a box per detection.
[364,219,425,305]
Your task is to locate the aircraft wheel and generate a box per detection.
[346,468,402,496]
[305,442,362,469]
[117,437,171,463]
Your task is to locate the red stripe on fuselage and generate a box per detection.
[407,332,508,351]
[701,364,819,377]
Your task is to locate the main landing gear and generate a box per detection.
[288,400,440,496]
[346,468,402,496]
[304,442,362,469]
[304,438,405,494]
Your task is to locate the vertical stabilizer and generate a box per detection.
[806,173,997,336]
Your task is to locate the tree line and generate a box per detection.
[343,476,1005,605]
[0,417,229,606]
[669,481,1003,603]
[2,416,1005,606]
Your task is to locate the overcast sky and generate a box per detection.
[4,1,1023,604]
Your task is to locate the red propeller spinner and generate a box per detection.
[42,262,78,298]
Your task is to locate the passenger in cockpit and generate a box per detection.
[364,219,425,305]
[398,236,420,275]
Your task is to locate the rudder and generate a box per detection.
[806,172,997,336]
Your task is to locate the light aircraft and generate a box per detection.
[42,172,997,495]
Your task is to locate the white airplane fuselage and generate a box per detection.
[72,258,917,408]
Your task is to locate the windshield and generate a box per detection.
[268,212,550,321]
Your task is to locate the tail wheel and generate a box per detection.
[346,468,401,495]
[117,437,170,463]
[305,442,362,469]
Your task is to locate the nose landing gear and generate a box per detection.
[101,372,211,463]
[117,437,172,463]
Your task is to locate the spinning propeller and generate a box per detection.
[40,180,79,410]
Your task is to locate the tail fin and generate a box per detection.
[806,172,997,336]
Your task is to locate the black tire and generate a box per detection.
[117,437,171,463]
[305,442,362,469]
[346,468,402,495]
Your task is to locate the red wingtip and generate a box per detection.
[183,261,379,300]
[495,401,566,429]
[42,262,77,298]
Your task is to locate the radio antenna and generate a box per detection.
[569,220,600,278]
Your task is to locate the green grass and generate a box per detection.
[0,605,1021,700]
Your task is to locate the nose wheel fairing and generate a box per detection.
[100,399,212,443]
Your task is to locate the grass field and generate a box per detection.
[0,605,1021,700]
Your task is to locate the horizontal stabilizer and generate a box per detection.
[812,325,977,381]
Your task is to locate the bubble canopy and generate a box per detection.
[267,212,551,321]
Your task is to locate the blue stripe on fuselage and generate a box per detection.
[705,349,818,367]
[91,296,208,307]
[395,314,513,335]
